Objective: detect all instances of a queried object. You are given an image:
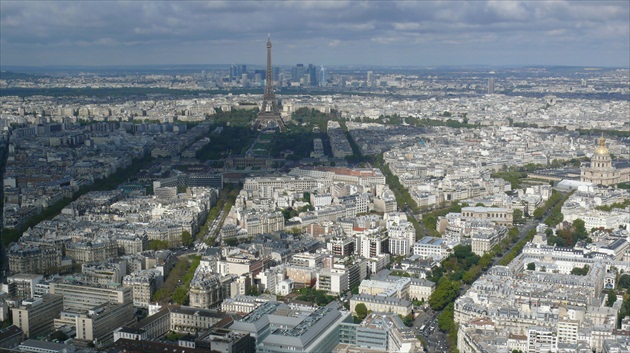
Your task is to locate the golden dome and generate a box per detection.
[594,135,609,155]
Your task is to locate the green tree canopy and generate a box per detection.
[173,286,188,305]
[570,265,589,276]
[619,274,630,289]
[148,239,169,250]
[355,303,369,321]
[606,290,617,307]
[513,209,523,223]
[429,277,460,311]
[181,230,193,247]
[437,303,455,332]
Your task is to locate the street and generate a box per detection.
[413,308,448,352]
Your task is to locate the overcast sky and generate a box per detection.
[1,1,628,68]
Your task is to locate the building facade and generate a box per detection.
[12,295,63,338]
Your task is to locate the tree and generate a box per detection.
[570,265,589,276]
[438,303,455,332]
[606,290,617,307]
[225,238,238,246]
[148,239,169,250]
[533,207,544,220]
[181,230,193,247]
[478,253,493,270]
[429,277,460,311]
[297,204,314,213]
[50,330,68,342]
[462,265,482,284]
[173,286,188,305]
[355,303,368,321]
[527,262,536,271]
[400,314,414,327]
[619,274,630,289]
[247,286,260,296]
[573,218,588,240]
[513,209,523,223]
[453,244,475,261]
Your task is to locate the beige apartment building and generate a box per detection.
[12,295,63,338]
[460,206,513,227]
[75,301,135,343]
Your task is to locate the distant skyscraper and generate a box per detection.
[254,34,285,131]
[488,77,495,94]
[230,64,247,80]
[292,64,305,83]
[272,66,280,81]
[254,69,266,80]
[229,65,236,80]
[367,71,375,87]
[308,64,318,86]
[319,66,326,86]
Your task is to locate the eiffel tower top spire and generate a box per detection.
[263,34,276,104]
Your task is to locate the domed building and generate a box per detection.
[581,135,630,186]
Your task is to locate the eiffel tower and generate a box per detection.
[254,34,285,131]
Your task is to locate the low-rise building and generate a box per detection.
[220,294,276,314]
[338,312,423,352]
[196,327,255,353]
[169,305,227,334]
[12,295,63,338]
[8,244,61,274]
[350,294,412,317]
[6,274,44,300]
[460,206,513,227]
[317,268,349,295]
[113,327,147,342]
[123,269,161,308]
[470,227,508,256]
[257,305,352,353]
[82,261,127,285]
[17,339,77,353]
[75,301,136,344]
[413,237,449,260]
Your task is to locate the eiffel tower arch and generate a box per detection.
[254,34,285,131]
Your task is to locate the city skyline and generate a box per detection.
[1,0,629,68]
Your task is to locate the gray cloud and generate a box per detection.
[1,0,628,67]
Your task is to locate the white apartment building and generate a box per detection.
[389,235,412,256]
[413,237,449,259]
[311,193,332,207]
[356,232,389,258]
[527,327,558,353]
[557,319,579,345]
[316,268,349,295]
